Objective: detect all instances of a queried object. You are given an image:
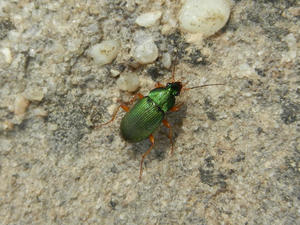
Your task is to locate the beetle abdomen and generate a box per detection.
[120,97,164,143]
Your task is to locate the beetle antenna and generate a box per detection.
[171,64,176,82]
[189,83,225,89]
[183,83,225,91]
[170,56,180,83]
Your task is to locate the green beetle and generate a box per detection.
[101,71,223,179]
[121,82,181,142]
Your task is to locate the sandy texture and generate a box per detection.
[0,0,299,224]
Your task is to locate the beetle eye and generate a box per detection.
[174,88,181,96]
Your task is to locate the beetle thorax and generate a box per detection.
[148,82,182,112]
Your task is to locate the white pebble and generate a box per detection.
[1,121,14,131]
[179,0,231,36]
[135,11,162,27]
[116,73,140,92]
[0,47,13,64]
[88,40,120,66]
[14,95,30,115]
[132,39,158,64]
[32,107,48,117]
[48,123,58,131]
[162,53,172,69]
[281,33,297,62]
[110,69,120,77]
[25,87,44,101]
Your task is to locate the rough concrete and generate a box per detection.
[0,0,299,224]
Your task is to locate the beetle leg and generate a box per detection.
[162,119,174,155]
[139,134,155,180]
[96,104,129,128]
[97,93,144,128]
[155,82,165,88]
[129,93,144,104]
[120,105,130,112]
[170,103,183,112]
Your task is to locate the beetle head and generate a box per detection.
[166,82,183,96]
[167,63,224,95]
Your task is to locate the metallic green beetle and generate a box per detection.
[120,82,181,142]
[101,77,222,179]
[101,81,181,179]
[121,82,183,179]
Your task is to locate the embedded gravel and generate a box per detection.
[0,1,299,224]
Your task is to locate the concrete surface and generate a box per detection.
[0,0,299,224]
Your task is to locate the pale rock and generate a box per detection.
[1,120,14,131]
[162,53,172,69]
[0,47,12,64]
[136,11,162,27]
[281,33,297,62]
[32,107,48,117]
[88,40,120,66]
[116,73,140,92]
[179,0,231,36]
[14,95,30,116]
[110,69,120,77]
[132,38,158,64]
[25,87,44,101]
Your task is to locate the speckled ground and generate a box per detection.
[0,0,299,224]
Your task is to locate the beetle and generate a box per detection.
[100,67,223,179]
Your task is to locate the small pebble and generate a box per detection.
[88,40,120,66]
[281,33,297,62]
[108,104,117,116]
[14,95,30,116]
[0,47,13,64]
[132,39,158,64]
[162,53,172,69]
[135,11,162,27]
[25,87,44,101]
[32,107,48,117]
[179,0,231,36]
[48,123,58,131]
[110,69,120,77]
[1,120,14,131]
[116,73,140,92]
